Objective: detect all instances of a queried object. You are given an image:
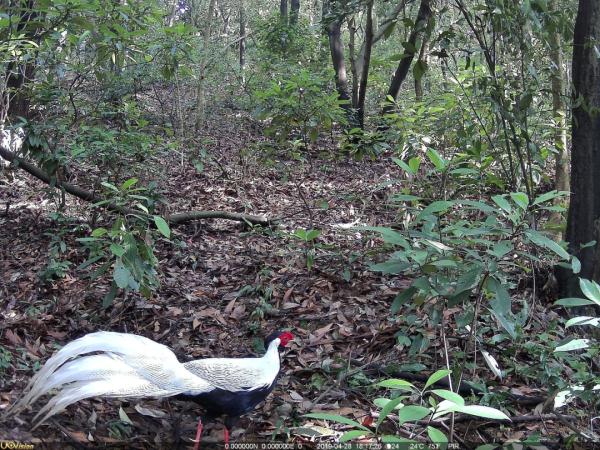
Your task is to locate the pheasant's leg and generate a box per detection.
[193,417,203,450]
[223,427,230,446]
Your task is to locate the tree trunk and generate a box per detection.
[290,0,300,25]
[5,0,38,121]
[382,0,432,115]
[414,33,429,101]
[356,0,374,128]
[348,16,359,108]
[239,0,246,76]
[167,0,179,26]
[280,0,288,24]
[562,0,600,293]
[548,0,569,241]
[195,0,217,129]
[323,0,353,123]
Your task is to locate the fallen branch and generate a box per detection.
[0,144,275,228]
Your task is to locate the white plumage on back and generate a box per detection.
[183,341,281,392]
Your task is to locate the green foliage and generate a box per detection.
[254,69,347,146]
[255,15,321,61]
[305,370,509,445]
[552,278,600,410]
[367,155,571,335]
[76,178,169,306]
[341,128,390,160]
[0,346,13,374]
[291,228,321,271]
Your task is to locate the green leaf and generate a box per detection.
[102,283,118,308]
[306,229,321,241]
[374,397,406,409]
[525,230,570,260]
[121,177,138,190]
[413,59,428,82]
[391,287,417,314]
[425,369,451,389]
[100,181,119,192]
[302,413,370,431]
[571,256,581,274]
[408,157,421,173]
[339,430,372,442]
[119,406,133,424]
[555,298,595,307]
[565,316,600,328]
[427,426,448,447]
[113,260,132,289]
[429,389,464,405]
[91,227,108,237]
[398,405,430,424]
[426,148,447,171]
[489,309,517,339]
[510,192,529,210]
[360,227,409,248]
[532,190,565,205]
[457,405,510,420]
[392,157,416,175]
[490,241,513,259]
[110,243,126,257]
[377,379,415,390]
[293,229,307,240]
[369,261,409,275]
[376,397,404,428]
[153,216,171,239]
[554,339,590,352]
[418,201,453,218]
[488,277,511,316]
[434,401,509,421]
[491,195,512,213]
[579,278,600,306]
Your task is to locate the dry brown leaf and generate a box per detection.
[4,329,22,346]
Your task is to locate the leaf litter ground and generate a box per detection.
[0,107,584,448]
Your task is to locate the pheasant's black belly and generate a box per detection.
[180,382,276,418]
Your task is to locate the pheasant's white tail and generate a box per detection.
[31,375,177,429]
[16,354,137,411]
[5,331,213,427]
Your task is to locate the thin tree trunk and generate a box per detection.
[356,0,374,128]
[167,0,178,26]
[561,0,600,294]
[195,0,217,129]
[290,0,300,25]
[280,0,288,24]
[414,33,429,101]
[348,16,359,108]
[5,0,38,120]
[548,0,569,241]
[383,0,432,114]
[323,0,353,123]
[239,0,246,78]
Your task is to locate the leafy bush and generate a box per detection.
[305,369,509,446]
[553,278,600,410]
[77,178,170,306]
[254,69,347,146]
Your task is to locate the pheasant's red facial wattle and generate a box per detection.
[278,332,294,347]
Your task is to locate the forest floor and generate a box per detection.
[0,106,585,449]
